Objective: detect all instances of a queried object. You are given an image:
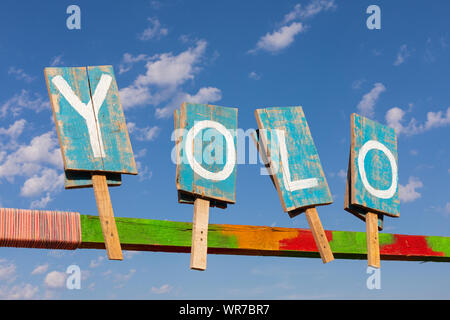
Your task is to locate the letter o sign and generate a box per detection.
[185,120,236,181]
[357,140,398,199]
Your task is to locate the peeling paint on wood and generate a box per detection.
[44,66,137,182]
[175,103,237,205]
[348,113,399,217]
[254,106,333,213]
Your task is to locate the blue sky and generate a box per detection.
[0,0,448,299]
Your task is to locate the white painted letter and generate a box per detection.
[275,129,319,192]
[51,74,112,158]
[357,140,397,199]
[185,120,236,181]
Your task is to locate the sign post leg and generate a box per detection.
[305,207,334,263]
[92,173,123,260]
[190,198,210,271]
[366,211,380,268]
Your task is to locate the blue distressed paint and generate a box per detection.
[349,113,400,217]
[175,103,237,204]
[44,65,137,179]
[255,106,333,213]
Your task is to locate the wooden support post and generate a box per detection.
[305,207,334,263]
[92,173,123,260]
[366,211,380,268]
[190,198,210,271]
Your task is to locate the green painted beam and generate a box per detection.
[79,215,450,262]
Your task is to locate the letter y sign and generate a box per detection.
[44,65,137,174]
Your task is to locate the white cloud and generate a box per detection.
[139,17,168,41]
[0,119,27,140]
[0,261,16,282]
[0,131,62,181]
[0,283,38,299]
[21,169,64,197]
[136,40,207,87]
[351,79,365,90]
[8,67,35,83]
[30,193,53,209]
[156,86,222,119]
[251,0,335,54]
[135,161,152,181]
[50,55,64,67]
[337,169,346,179]
[249,71,261,80]
[399,176,423,203]
[151,284,172,294]
[119,40,211,112]
[283,0,336,23]
[89,256,105,268]
[113,269,136,288]
[44,271,66,288]
[31,264,49,275]
[0,90,50,117]
[394,44,410,66]
[251,22,305,54]
[386,106,450,135]
[119,53,150,74]
[127,122,160,141]
[356,83,386,117]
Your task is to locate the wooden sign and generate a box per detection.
[174,102,237,270]
[345,113,399,268]
[44,65,137,260]
[344,155,383,230]
[254,106,334,263]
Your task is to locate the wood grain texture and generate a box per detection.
[304,207,334,263]
[92,173,123,260]
[350,113,399,217]
[79,215,450,262]
[44,66,137,175]
[366,211,380,268]
[254,106,333,213]
[175,103,237,204]
[344,152,384,230]
[64,170,121,189]
[190,198,210,270]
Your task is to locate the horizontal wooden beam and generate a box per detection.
[79,215,450,262]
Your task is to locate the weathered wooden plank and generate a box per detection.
[366,211,380,268]
[305,207,334,263]
[254,106,333,213]
[78,215,450,262]
[64,171,121,189]
[45,66,102,172]
[92,174,123,260]
[44,66,137,175]
[344,153,383,230]
[350,113,399,217]
[175,103,238,204]
[190,198,210,270]
[87,65,137,175]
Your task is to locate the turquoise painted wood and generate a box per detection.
[349,113,400,217]
[255,106,333,213]
[344,156,383,230]
[175,103,237,204]
[44,66,137,177]
[64,171,121,189]
[87,66,137,174]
